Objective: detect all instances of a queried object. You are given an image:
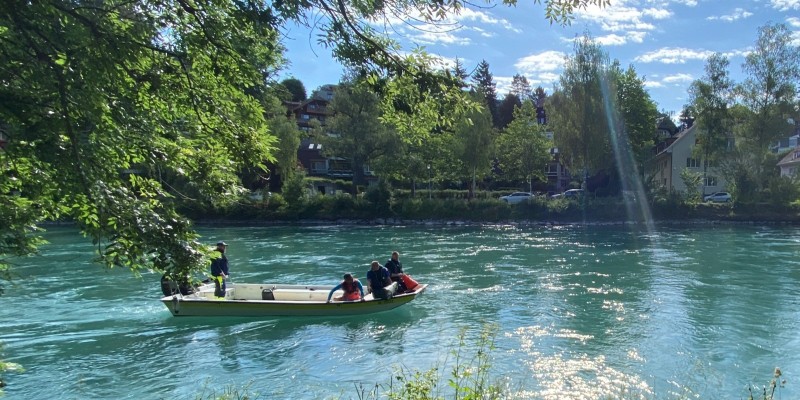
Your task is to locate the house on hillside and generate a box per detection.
[777,147,800,177]
[287,84,376,193]
[649,124,728,195]
[288,100,331,135]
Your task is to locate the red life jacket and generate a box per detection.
[342,279,359,294]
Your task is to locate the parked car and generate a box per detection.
[500,192,534,204]
[703,192,732,203]
[564,189,585,199]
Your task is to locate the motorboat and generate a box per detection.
[160,281,427,317]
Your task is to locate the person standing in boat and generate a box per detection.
[366,260,393,299]
[326,273,365,302]
[210,241,229,299]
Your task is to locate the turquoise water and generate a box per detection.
[2,224,800,399]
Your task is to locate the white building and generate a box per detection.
[777,147,800,177]
[649,125,727,195]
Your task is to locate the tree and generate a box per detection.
[451,94,494,199]
[534,86,548,124]
[689,53,734,193]
[452,58,471,90]
[735,22,800,195]
[679,105,696,129]
[680,168,703,203]
[611,63,658,177]
[280,78,308,102]
[657,111,678,136]
[496,101,552,192]
[1,1,279,284]
[548,33,612,188]
[471,60,499,128]
[264,97,302,183]
[322,81,400,191]
[497,93,522,129]
[510,74,533,100]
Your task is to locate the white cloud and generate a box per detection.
[635,47,715,64]
[771,0,800,11]
[642,8,672,19]
[514,51,566,75]
[662,73,694,83]
[369,7,517,46]
[644,81,664,88]
[472,27,495,38]
[412,30,471,46]
[706,8,753,22]
[595,31,647,46]
[454,8,520,33]
[787,17,800,28]
[576,2,671,33]
[669,0,698,6]
[495,76,513,95]
[532,72,560,86]
[596,34,628,46]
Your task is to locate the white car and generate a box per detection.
[500,192,534,204]
[703,192,732,203]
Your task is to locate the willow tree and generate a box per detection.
[548,33,612,188]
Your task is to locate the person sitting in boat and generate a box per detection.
[210,241,229,299]
[326,273,365,303]
[385,251,419,293]
[366,260,394,300]
[384,251,407,292]
[160,273,195,296]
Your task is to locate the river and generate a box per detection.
[1,224,799,399]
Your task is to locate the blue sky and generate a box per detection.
[279,0,800,116]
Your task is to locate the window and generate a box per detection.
[311,161,327,174]
[703,176,717,186]
[300,114,310,120]
[703,160,714,168]
[686,158,700,168]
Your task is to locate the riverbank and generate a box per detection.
[184,194,800,226]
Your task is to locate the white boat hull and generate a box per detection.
[161,282,427,317]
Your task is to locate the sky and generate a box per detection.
[278,0,800,116]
